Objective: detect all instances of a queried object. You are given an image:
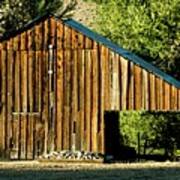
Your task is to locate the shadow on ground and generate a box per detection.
[0,165,180,180]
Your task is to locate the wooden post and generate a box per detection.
[137,132,141,161]
[48,44,55,152]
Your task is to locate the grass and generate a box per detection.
[0,161,180,180]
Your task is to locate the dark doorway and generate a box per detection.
[104,111,121,160]
[104,111,137,162]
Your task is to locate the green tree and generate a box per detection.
[0,0,76,37]
[120,111,180,159]
[96,0,180,79]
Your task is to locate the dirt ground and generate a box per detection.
[0,161,180,180]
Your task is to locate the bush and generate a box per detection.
[119,111,180,158]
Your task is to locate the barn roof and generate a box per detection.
[0,13,180,88]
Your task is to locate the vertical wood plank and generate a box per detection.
[115,54,120,110]
[20,114,27,159]
[141,69,145,110]
[34,52,39,112]
[134,65,142,110]
[21,51,28,112]
[42,51,49,154]
[11,115,19,159]
[27,29,34,50]
[141,69,146,110]
[93,41,98,49]
[68,50,73,151]
[11,40,17,159]
[170,85,177,110]
[14,52,20,112]
[144,70,150,110]
[56,21,64,49]
[20,51,28,159]
[99,46,105,153]
[164,82,170,110]
[176,89,178,110]
[62,49,66,150]
[64,26,71,49]
[7,50,13,156]
[85,37,93,49]
[128,62,134,110]
[84,50,91,151]
[27,114,34,159]
[91,50,98,152]
[0,50,6,157]
[20,32,26,50]
[77,33,84,49]
[159,78,164,110]
[71,50,78,151]
[149,73,156,110]
[38,50,43,153]
[109,51,113,109]
[121,57,128,110]
[56,50,63,151]
[0,50,3,155]
[38,51,42,112]
[34,24,42,50]
[155,77,160,110]
[35,114,44,158]
[13,36,19,51]
[2,42,7,51]
[71,30,85,49]
[62,50,67,150]
[41,20,49,154]
[112,53,120,110]
[103,48,110,110]
[7,38,13,50]
[28,51,34,112]
[79,50,85,150]
[63,50,71,150]
[49,18,56,47]
[27,51,35,158]
[174,87,178,110]
[53,45,57,152]
[12,51,20,159]
[43,19,49,50]
[26,41,32,159]
[178,89,180,110]
[71,29,79,49]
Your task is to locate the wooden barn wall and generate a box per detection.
[0,17,179,159]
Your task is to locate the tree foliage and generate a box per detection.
[0,0,76,37]
[120,111,180,158]
[96,0,180,79]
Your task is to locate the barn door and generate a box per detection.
[10,49,50,160]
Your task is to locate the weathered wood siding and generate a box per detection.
[0,17,179,159]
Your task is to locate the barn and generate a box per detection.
[0,13,179,160]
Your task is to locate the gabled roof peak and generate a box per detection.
[0,13,180,88]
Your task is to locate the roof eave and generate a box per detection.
[62,18,180,89]
[0,13,179,88]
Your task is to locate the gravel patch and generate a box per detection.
[72,0,97,29]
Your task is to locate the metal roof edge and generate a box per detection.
[0,13,179,88]
[62,18,180,89]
